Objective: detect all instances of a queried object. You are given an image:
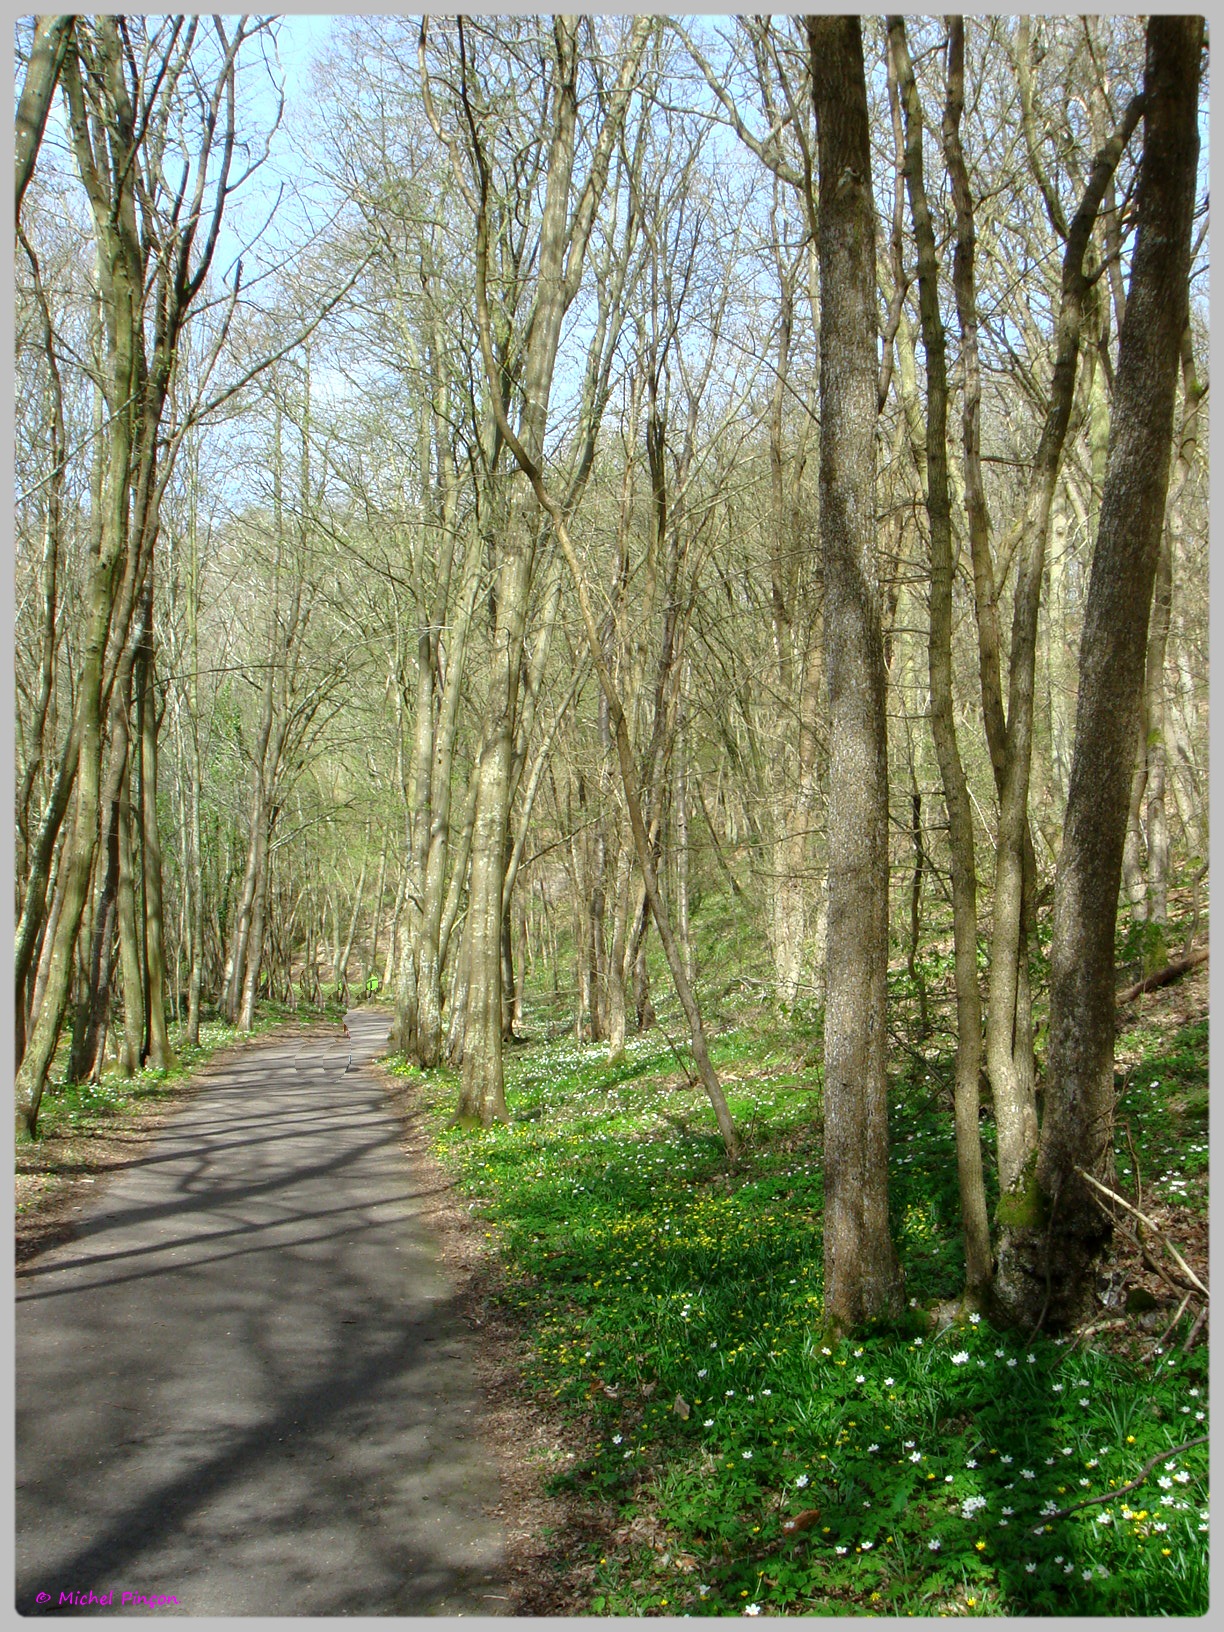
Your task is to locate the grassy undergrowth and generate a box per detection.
[389,995,1208,1616]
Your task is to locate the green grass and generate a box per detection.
[1115,1017,1209,1212]
[388,995,1209,1616]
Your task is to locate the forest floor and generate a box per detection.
[378,953,1209,1617]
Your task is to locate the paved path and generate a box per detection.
[16,1010,509,1616]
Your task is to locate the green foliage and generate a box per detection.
[410,1013,1208,1616]
[1120,917,1171,979]
[1114,1017,1209,1212]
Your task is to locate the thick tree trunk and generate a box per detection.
[456,506,533,1124]
[807,15,904,1332]
[994,15,1202,1329]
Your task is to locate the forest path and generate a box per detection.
[15,1008,510,1616]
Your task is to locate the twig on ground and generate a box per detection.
[1122,1117,1143,1213]
[1181,1302,1209,1354]
[1075,1167,1209,1297]
[1066,1315,1127,1354]
[1118,945,1208,1004]
[1050,1435,1208,1519]
[1145,1291,1193,1361]
[1097,1208,1199,1303]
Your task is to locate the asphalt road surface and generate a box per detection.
[15,1009,510,1616]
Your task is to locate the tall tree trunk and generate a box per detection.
[335,827,370,997]
[456,501,533,1123]
[116,756,144,1078]
[137,588,175,1067]
[368,832,389,985]
[237,823,273,1031]
[513,893,529,1033]
[605,845,632,1058]
[382,867,406,993]
[185,725,204,1048]
[14,331,135,1130]
[674,680,693,987]
[994,15,1202,1329]
[806,15,904,1331]
[891,14,993,1301]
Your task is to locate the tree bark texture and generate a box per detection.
[807,15,904,1332]
[15,15,74,224]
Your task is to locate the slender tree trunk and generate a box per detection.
[186,743,204,1046]
[72,835,117,1083]
[368,833,389,984]
[14,15,74,223]
[892,14,992,1300]
[237,823,272,1031]
[1143,527,1173,931]
[336,831,370,994]
[185,487,205,1047]
[674,684,693,987]
[513,894,529,1033]
[605,844,632,1058]
[1121,739,1150,925]
[138,590,175,1067]
[587,815,607,1041]
[30,846,68,1040]
[633,923,656,1034]
[994,15,1201,1328]
[116,756,144,1078]
[383,867,406,993]
[224,817,262,1022]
